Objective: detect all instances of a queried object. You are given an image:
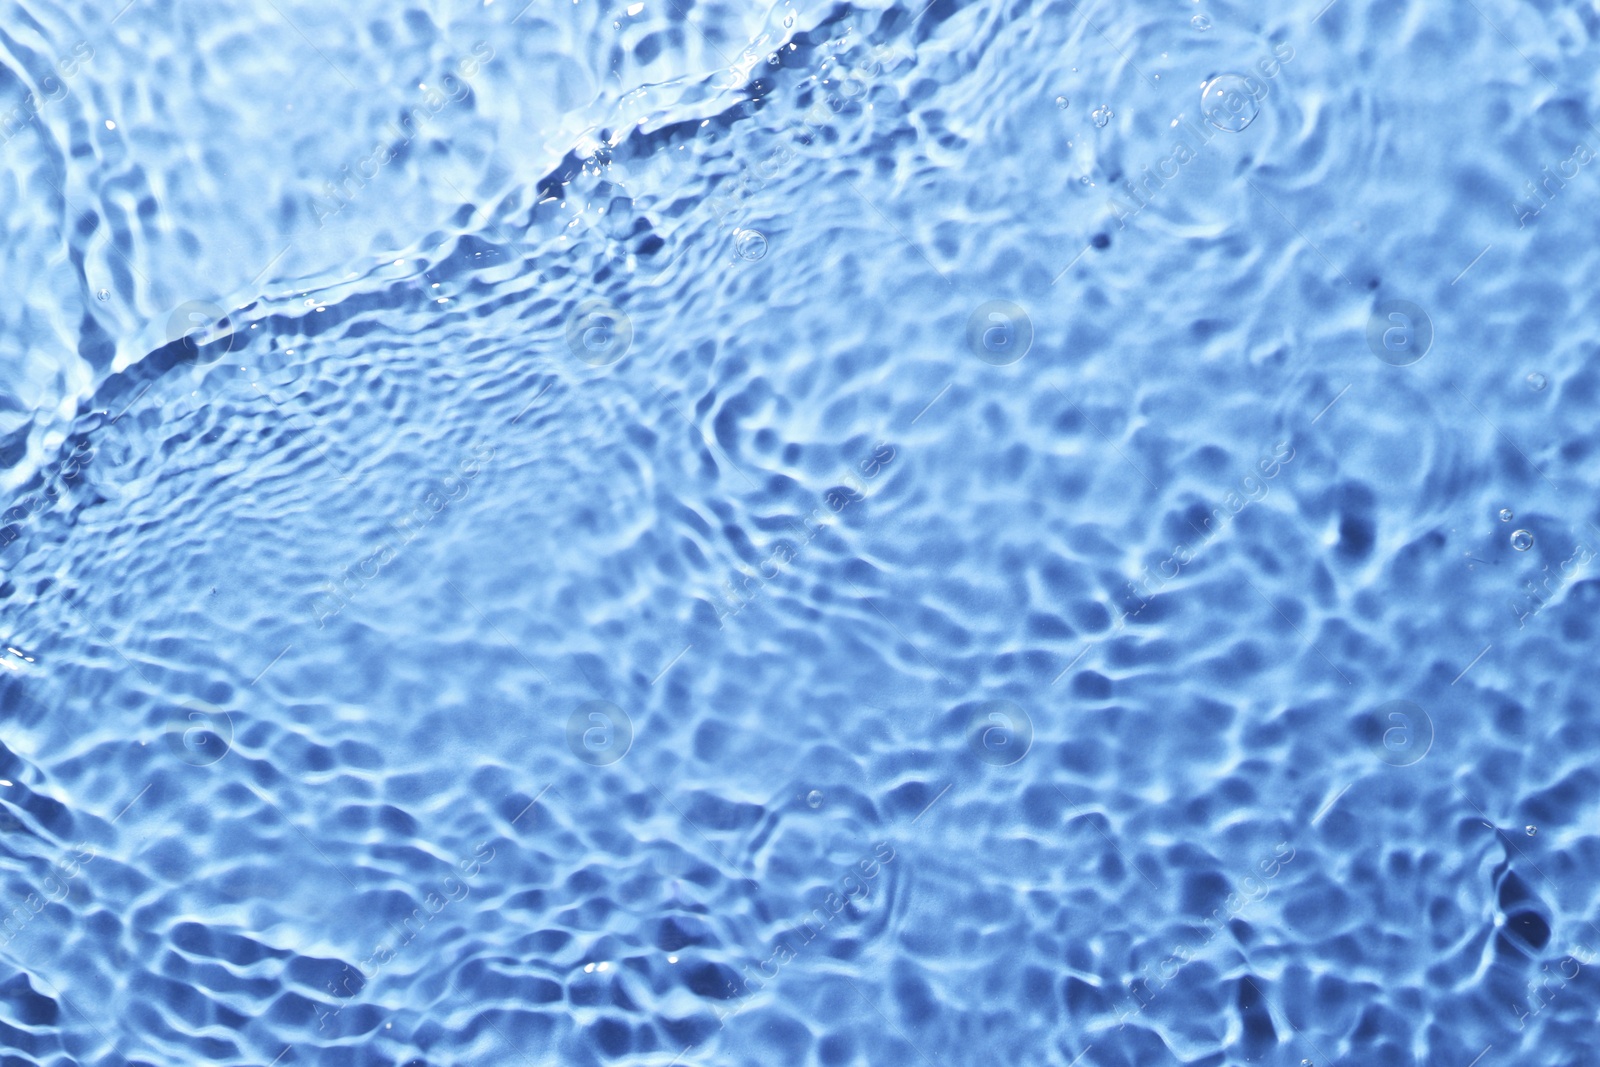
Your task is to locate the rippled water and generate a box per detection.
[3,0,1600,1064]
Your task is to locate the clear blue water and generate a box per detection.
[2,0,1599,1064]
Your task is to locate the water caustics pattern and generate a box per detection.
[0,0,1598,1063]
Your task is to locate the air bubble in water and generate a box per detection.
[1525,825,1538,836]
[1201,74,1261,132]
[806,790,823,808]
[1511,529,1534,551]
[1091,105,1112,128]
[1055,95,1069,109]
[96,288,109,301]
[1192,13,1212,30]
[1526,372,1547,391]
[1498,508,1513,522]
[784,14,794,26]
[733,229,768,260]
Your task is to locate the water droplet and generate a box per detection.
[1511,529,1534,551]
[1091,105,1112,128]
[1498,508,1513,522]
[1201,74,1261,132]
[733,228,768,260]
[1192,13,1212,30]
[806,790,823,808]
[1526,372,1547,391]
[96,288,109,301]
[1526,825,1538,836]
[1055,95,1069,109]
